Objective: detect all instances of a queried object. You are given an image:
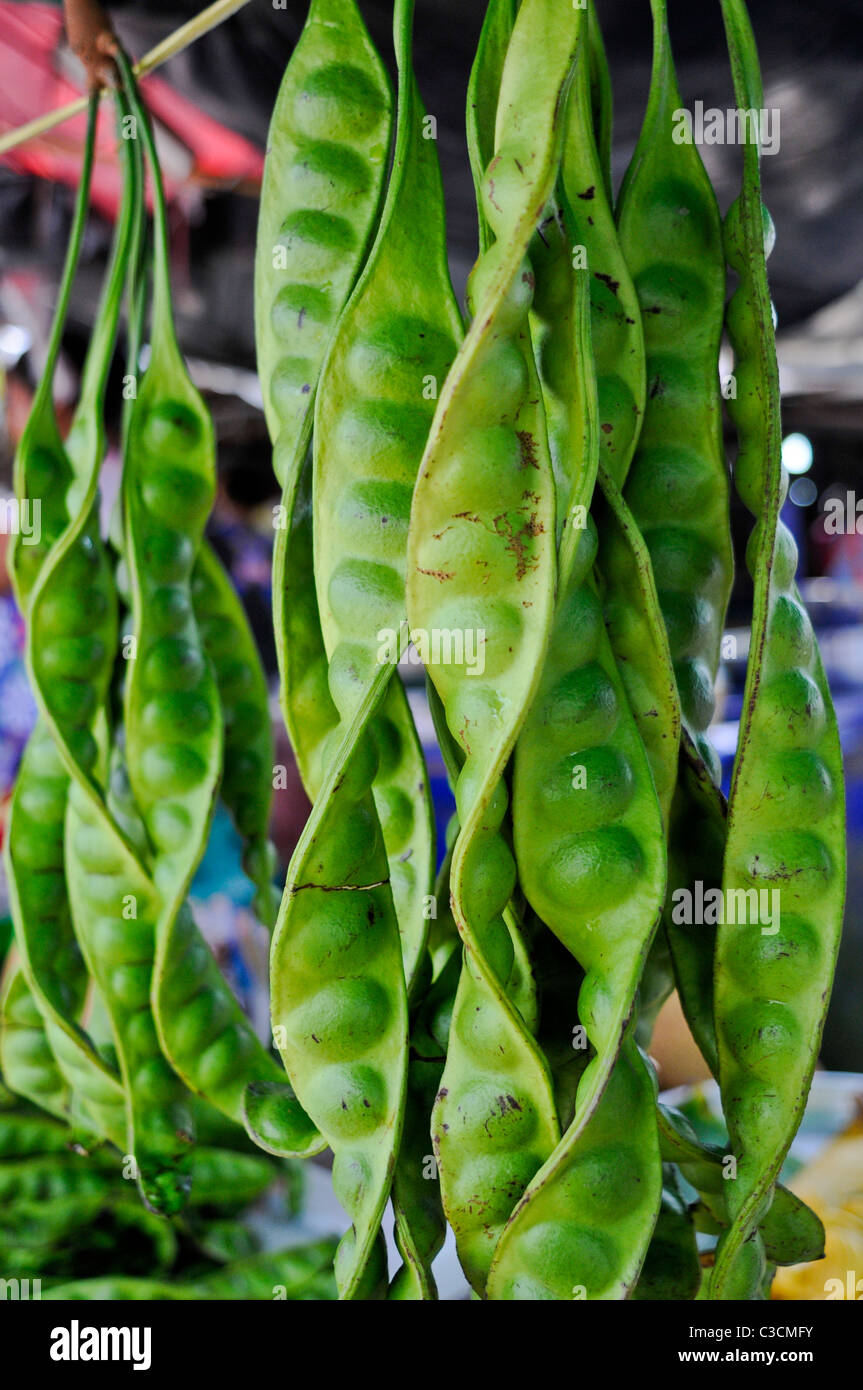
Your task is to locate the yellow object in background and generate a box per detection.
[773,1121,863,1300]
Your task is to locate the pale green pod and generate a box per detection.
[710,0,845,1299]
[255,0,392,794]
[407,0,579,1292]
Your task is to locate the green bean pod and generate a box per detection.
[560,25,644,489]
[407,0,579,1293]
[5,97,122,1139]
[657,1104,825,1269]
[255,0,392,795]
[466,0,516,257]
[426,722,538,1036]
[12,94,161,1159]
[65,768,194,1212]
[594,465,682,1048]
[270,0,459,1299]
[118,57,221,994]
[155,900,323,1162]
[312,0,461,995]
[25,104,133,812]
[0,965,71,1123]
[466,0,560,1075]
[421,17,541,1049]
[191,542,278,926]
[387,797,463,1301]
[710,0,845,1298]
[617,0,733,784]
[488,1038,661,1300]
[587,1,613,204]
[19,86,193,1210]
[7,98,97,610]
[271,660,408,1299]
[487,57,666,1292]
[615,0,733,1057]
[595,466,681,826]
[102,619,314,1160]
[387,1056,446,1301]
[5,726,126,1146]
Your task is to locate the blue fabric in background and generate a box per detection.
[191,801,255,905]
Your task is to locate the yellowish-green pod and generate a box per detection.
[560,18,644,490]
[407,0,579,1293]
[271,659,409,1300]
[710,0,845,1299]
[0,964,72,1125]
[312,0,461,997]
[255,0,392,794]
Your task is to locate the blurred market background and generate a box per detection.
[0,0,861,1298]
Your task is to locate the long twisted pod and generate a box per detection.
[616,0,735,1059]
[428,676,540,1036]
[617,0,732,785]
[16,96,167,1160]
[190,544,277,927]
[462,0,542,1041]
[466,0,516,257]
[8,98,96,607]
[487,216,664,1303]
[710,0,845,1299]
[3,97,125,1139]
[593,465,682,1048]
[659,785,819,1272]
[255,0,392,796]
[406,0,580,1294]
[559,19,644,489]
[26,101,131,814]
[256,0,428,1010]
[271,658,408,1300]
[387,714,461,1300]
[114,54,320,1165]
[531,1,675,1070]
[314,0,458,1299]
[595,466,680,829]
[271,0,457,1301]
[117,51,221,1019]
[312,0,461,996]
[587,1,613,205]
[38,87,199,1211]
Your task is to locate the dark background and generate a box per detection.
[2,0,863,364]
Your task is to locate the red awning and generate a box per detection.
[0,2,264,218]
